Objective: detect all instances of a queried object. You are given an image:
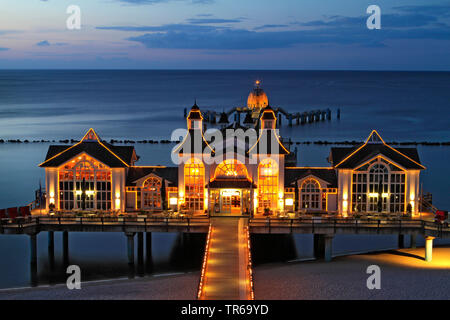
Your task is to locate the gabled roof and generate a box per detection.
[329,130,425,170]
[126,167,178,187]
[285,167,337,188]
[39,129,135,168]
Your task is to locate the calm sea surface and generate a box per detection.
[0,70,449,289]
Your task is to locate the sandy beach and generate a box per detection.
[0,247,449,300]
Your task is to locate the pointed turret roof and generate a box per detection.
[260,105,276,120]
[187,101,202,120]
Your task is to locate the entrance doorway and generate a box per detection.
[221,190,241,214]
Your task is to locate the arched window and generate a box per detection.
[368,163,389,212]
[59,154,111,211]
[258,159,278,209]
[300,179,321,210]
[214,159,248,179]
[352,158,405,213]
[184,158,205,211]
[142,177,162,210]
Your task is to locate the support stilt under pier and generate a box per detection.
[398,234,405,249]
[29,233,38,287]
[48,231,55,271]
[314,234,334,262]
[29,233,37,266]
[126,232,136,265]
[410,234,417,249]
[323,235,334,262]
[137,232,144,266]
[146,232,153,273]
[62,231,69,266]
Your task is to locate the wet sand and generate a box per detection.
[0,247,449,300]
[254,246,450,300]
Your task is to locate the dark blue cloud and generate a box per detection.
[36,40,50,46]
[0,47,9,51]
[98,4,450,50]
[35,40,68,47]
[186,18,241,24]
[121,22,450,50]
[297,13,438,28]
[97,24,223,32]
[253,24,289,31]
[393,4,450,17]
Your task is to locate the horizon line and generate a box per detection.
[1,68,449,72]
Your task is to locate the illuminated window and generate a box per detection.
[142,177,162,210]
[352,158,405,213]
[300,179,321,210]
[258,159,278,209]
[214,159,248,179]
[59,155,111,211]
[184,158,204,211]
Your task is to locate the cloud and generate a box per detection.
[36,40,50,47]
[296,13,439,28]
[0,47,9,51]
[35,40,68,47]
[120,22,450,50]
[253,24,289,31]
[97,24,224,32]
[393,4,450,17]
[186,18,242,24]
[97,5,450,51]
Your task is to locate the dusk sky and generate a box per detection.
[0,0,449,70]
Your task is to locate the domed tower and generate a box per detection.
[247,80,269,119]
[247,80,269,110]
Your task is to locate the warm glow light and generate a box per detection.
[169,198,178,205]
[285,198,294,206]
[368,193,389,198]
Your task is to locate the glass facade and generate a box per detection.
[58,155,111,211]
[352,158,405,213]
[184,158,205,211]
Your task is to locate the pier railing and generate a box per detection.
[0,215,210,233]
[249,217,450,238]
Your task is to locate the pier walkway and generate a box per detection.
[198,218,253,300]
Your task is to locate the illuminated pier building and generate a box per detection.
[39,85,425,217]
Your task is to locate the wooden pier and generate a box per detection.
[1,215,449,297]
[197,218,253,300]
[184,106,339,127]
